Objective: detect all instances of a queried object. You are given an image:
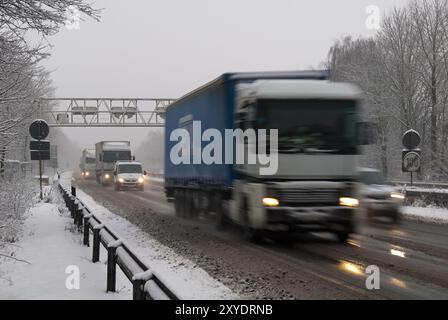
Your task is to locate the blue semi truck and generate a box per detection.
[164,71,364,243]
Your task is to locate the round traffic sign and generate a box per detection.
[29,119,49,140]
[402,129,420,149]
[403,151,421,172]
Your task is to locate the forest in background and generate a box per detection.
[327,0,448,181]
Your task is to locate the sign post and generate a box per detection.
[402,129,421,186]
[29,120,50,200]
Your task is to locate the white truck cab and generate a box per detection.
[113,161,146,191]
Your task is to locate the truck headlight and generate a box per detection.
[81,172,85,176]
[262,197,279,207]
[105,174,110,179]
[118,178,124,183]
[85,171,90,176]
[138,177,144,183]
[391,192,405,200]
[339,197,359,207]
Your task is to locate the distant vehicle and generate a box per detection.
[95,141,133,186]
[164,71,371,243]
[79,148,96,179]
[113,161,146,191]
[357,167,404,223]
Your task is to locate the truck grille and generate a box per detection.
[278,189,339,204]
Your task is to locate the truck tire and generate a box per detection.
[174,189,181,217]
[241,197,264,244]
[392,210,401,224]
[174,189,185,217]
[336,232,349,244]
[184,190,193,218]
[189,190,199,219]
[214,192,227,230]
[177,189,188,218]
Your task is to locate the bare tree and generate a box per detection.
[0,0,100,37]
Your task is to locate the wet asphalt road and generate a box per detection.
[76,176,448,299]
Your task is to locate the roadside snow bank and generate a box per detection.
[0,201,130,299]
[402,206,448,224]
[73,187,238,299]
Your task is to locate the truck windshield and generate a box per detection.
[118,164,142,173]
[359,171,385,185]
[103,151,131,162]
[86,157,95,164]
[256,99,357,154]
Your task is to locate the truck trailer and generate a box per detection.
[95,141,132,185]
[79,148,96,179]
[164,71,365,243]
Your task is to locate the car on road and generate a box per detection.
[113,161,146,191]
[357,167,405,223]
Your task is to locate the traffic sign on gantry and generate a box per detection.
[38,98,176,127]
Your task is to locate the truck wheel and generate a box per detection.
[189,191,199,219]
[175,189,185,217]
[241,198,264,244]
[271,233,295,247]
[174,190,182,217]
[184,190,193,218]
[336,232,349,244]
[214,192,227,230]
[392,211,401,224]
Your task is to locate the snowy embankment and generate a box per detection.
[62,174,238,299]
[0,176,237,299]
[397,184,448,224]
[401,206,448,224]
[0,194,130,299]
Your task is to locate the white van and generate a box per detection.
[113,161,146,191]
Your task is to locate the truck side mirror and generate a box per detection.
[132,156,136,161]
[113,171,117,176]
[143,170,147,176]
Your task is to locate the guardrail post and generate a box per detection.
[83,213,92,246]
[70,197,76,218]
[132,270,153,300]
[76,204,83,229]
[71,185,76,197]
[106,245,118,292]
[92,224,104,263]
[133,279,146,300]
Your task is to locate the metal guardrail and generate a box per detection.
[391,180,448,189]
[390,181,448,207]
[58,182,178,300]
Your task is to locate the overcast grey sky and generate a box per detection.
[43,0,410,154]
